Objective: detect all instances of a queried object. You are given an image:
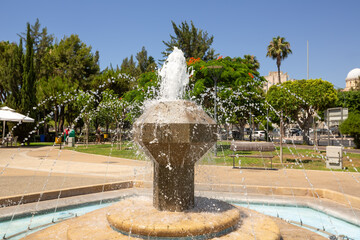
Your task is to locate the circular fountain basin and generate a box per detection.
[24,196,281,240]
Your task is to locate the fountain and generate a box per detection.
[21,47,285,239]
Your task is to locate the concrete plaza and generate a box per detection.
[0,146,359,199]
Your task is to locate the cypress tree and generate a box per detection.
[21,23,36,116]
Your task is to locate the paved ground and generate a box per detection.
[0,146,359,200]
[0,146,152,197]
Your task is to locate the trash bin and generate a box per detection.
[68,137,75,147]
[55,137,62,144]
[104,134,108,139]
[326,146,343,169]
[40,134,45,142]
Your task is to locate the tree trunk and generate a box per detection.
[302,128,308,145]
[54,108,58,136]
[237,119,246,141]
[85,120,89,148]
[120,126,122,150]
[60,105,65,131]
[313,115,317,150]
[116,121,120,150]
[43,109,47,136]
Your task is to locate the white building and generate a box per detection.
[344,68,360,91]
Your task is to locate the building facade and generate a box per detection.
[344,68,360,91]
[263,71,290,92]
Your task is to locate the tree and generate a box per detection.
[41,34,100,90]
[162,21,218,61]
[120,55,138,77]
[136,46,157,74]
[336,90,360,113]
[339,112,360,148]
[76,91,97,147]
[0,40,23,105]
[7,39,24,108]
[266,79,338,144]
[92,68,135,97]
[97,90,128,150]
[21,23,36,115]
[266,36,292,162]
[188,56,265,140]
[19,19,54,78]
[119,47,157,79]
[243,55,260,71]
[123,71,158,122]
[36,76,73,135]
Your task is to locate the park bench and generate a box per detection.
[229,142,276,170]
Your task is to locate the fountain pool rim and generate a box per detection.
[1,188,359,240]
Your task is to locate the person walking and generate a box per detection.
[63,127,69,144]
[96,126,101,144]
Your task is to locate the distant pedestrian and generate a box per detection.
[63,127,69,143]
[96,126,101,144]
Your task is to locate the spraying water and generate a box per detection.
[158,47,193,100]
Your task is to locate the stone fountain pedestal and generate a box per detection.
[133,100,217,211]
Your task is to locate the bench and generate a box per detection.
[229,142,276,170]
[1,136,18,147]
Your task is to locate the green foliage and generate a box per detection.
[16,24,35,144]
[0,40,23,106]
[20,18,54,78]
[21,23,36,115]
[92,68,134,97]
[188,56,265,135]
[97,89,128,124]
[162,21,218,61]
[123,71,158,122]
[266,79,338,141]
[266,36,292,76]
[339,112,360,148]
[121,55,138,77]
[41,34,99,90]
[243,55,260,71]
[76,90,97,118]
[336,90,360,113]
[120,46,157,78]
[123,71,158,102]
[136,46,156,74]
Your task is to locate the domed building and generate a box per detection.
[344,68,360,91]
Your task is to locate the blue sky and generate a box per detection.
[1,0,359,89]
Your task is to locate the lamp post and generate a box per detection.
[266,81,269,142]
[208,65,223,157]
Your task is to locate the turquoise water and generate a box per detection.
[0,202,113,239]
[234,202,359,239]
[0,201,359,239]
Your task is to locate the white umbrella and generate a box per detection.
[0,106,35,141]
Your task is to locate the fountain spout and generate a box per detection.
[133,100,217,211]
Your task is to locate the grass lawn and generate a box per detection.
[23,142,56,146]
[68,141,360,172]
[68,142,147,160]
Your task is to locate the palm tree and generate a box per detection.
[266,36,292,163]
[243,54,260,71]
